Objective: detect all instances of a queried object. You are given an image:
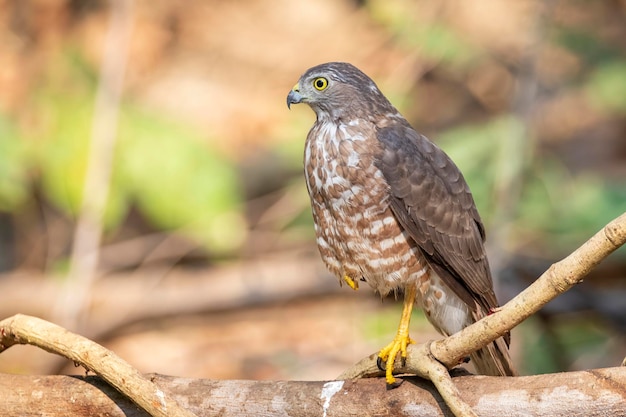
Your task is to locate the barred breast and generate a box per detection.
[304,119,428,297]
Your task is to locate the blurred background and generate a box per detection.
[0,0,625,380]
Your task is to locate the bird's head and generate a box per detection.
[287,62,393,121]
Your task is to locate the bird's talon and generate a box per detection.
[386,378,404,390]
[376,356,386,371]
[488,306,502,315]
[378,331,413,388]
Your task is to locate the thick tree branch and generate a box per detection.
[0,369,625,417]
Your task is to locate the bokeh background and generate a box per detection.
[0,0,625,380]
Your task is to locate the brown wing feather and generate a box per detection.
[375,122,499,314]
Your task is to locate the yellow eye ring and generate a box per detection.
[313,77,329,91]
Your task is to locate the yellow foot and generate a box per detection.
[342,275,359,290]
[377,334,416,387]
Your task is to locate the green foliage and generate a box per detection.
[0,117,29,211]
[24,49,244,253]
[587,60,626,113]
[362,304,429,342]
[118,107,245,252]
[555,29,619,68]
[437,117,626,254]
[521,168,626,249]
[366,0,481,68]
[34,77,129,226]
[518,317,612,375]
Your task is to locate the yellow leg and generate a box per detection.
[377,282,417,387]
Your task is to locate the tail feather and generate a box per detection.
[470,335,516,376]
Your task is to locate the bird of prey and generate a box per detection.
[287,62,515,386]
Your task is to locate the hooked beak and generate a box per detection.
[287,83,303,109]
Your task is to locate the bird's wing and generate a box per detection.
[375,122,499,312]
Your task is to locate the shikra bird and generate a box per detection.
[287,62,515,387]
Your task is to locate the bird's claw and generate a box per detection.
[386,378,404,390]
[376,356,386,371]
[377,335,415,387]
[378,348,405,389]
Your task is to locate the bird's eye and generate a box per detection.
[313,77,329,91]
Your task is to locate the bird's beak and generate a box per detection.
[287,83,303,109]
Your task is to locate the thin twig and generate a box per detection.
[57,0,133,330]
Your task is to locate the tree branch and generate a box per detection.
[0,369,625,417]
[0,314,197,417]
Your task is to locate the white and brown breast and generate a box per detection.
[303,117,426,295]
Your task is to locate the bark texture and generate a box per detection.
[1,369,625,417]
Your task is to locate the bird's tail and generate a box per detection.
[470,335,516,376]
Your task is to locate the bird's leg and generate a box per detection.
[377,282,417,387]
